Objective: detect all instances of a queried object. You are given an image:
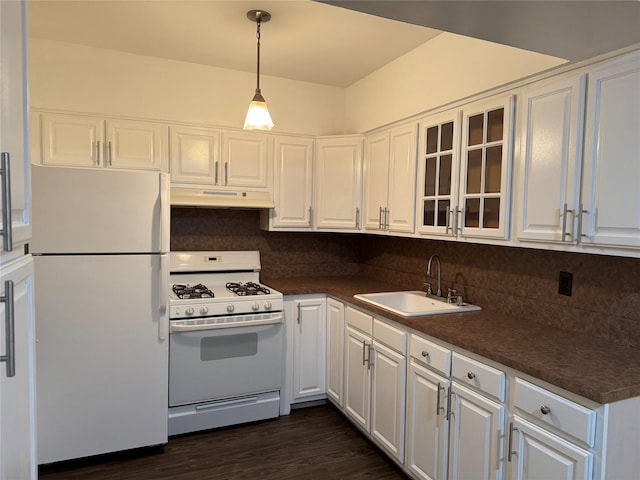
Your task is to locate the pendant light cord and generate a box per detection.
[255,18,261,93]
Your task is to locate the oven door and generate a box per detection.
[169,313,284,407]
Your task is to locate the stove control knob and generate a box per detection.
[200,306,209,315]
[185,306,195,316]
[252,302,260,311]
[227,304,235,313]
[264,301,272,310]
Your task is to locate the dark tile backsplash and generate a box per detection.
[171,208,640,349]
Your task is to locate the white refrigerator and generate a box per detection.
[31,165,170,464]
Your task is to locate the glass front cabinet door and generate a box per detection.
[417,94,515,241]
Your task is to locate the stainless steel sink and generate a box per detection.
[353,290,481,317]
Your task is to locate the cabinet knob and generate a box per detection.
[540,405,551,415]
[467,372,476,380]
[421,350,430,359]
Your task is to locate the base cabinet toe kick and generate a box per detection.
[323,298,640,480]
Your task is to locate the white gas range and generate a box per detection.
[167,251,284,436]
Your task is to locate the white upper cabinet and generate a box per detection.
[269,136,314,229]
[220,130,270,190]
[580,52,640,249]
[363,124,417,233]
[459,94,515,240]
[515,73,586,244]
[170,125,219,185]
[35,112,167,171]
[416,110,462,237]
[314,136,363,231]
[0,0,31,252]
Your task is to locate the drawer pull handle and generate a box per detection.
[467,372,476,380]
[421,350,429,359]
[540,405,551,415]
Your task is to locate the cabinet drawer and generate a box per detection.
[345,306,373,335]
[373,319,406,354]
[409,334,451,376]
[451,352,505,401]
[514,378,596,447]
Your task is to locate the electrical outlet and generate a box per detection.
[558,271,573,296]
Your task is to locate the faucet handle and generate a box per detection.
[423,282,432,296]
[447,288,457,304]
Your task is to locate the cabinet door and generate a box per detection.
[406,360,450,480]
[0,0,31,252]
[516,74,586,244]
[387,124,417,233]
[221,131,270,189]
[363,132,389,231]
[292,298,327,402]
[272,136,314,228]
[326,298,344,407]
[314,137,363,230]
[370,341,406,463]
[417,111,461,236]
[459,95,515,240]
[343,324,371,431]
[581,52,640,249]
[170,126,219,185]
[510,416,592,480]
[448,382,505,480]
[106,119,164,170]
[0,256,36,480]
[41,113,104,167]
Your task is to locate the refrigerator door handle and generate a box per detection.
[159,173,170,253]
[158,254,169,342]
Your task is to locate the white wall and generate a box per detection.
[28,39,346,136]
[344,32,567,133]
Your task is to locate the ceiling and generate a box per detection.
[321,1,640,63]
[26,0,443,88]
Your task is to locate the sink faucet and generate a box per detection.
[427,254,442,297]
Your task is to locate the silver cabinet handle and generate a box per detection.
[421,350,430,360]
[379,206,384,229]
[561,203,574,241]
[0,153,13,251]
[214,161,219,185]
[454,208,462,236]
[384,207,389,230]
[540,405,551,415]
[108,141,113,166]
[367,344,374,370]
[355,207,360,229]
[94,140,101,165]
[436,382,445,416]
[296,302,301,325]
[576,203,589,243]
[508,421,518,462]
[362,339,367,366]
[0,280,15,377]
[308,206,313,226]
[445,208,452,234]
[446,386,453,420]
[224,162,229,185]
[467,371,476,380]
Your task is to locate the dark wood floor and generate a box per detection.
[39,404,409,480]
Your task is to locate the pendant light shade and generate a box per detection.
[243,10,274,131]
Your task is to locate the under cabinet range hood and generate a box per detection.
[170,187,275,209]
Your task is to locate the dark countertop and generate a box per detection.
[263,275,640,405]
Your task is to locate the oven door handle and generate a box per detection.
[170,315,284,332]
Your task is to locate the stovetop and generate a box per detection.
[168,251,283,319]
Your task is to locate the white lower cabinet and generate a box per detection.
[342,306,407,463]
[509,416,592,480]
[406,359,450,480]
[283,296,327,410]
[326,298,345,407]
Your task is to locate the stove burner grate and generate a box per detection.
[226,281,271,296]
[172,283,215,299]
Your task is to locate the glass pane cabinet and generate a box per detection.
[417,94,515,240]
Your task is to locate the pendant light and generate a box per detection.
[243,10,274,131]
